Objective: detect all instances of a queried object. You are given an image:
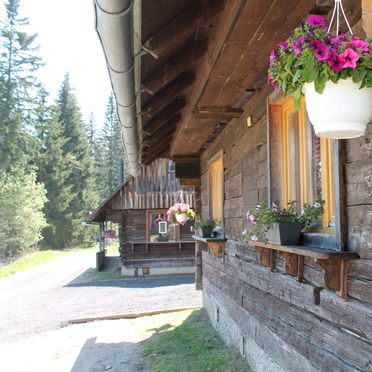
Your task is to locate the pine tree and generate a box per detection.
[100,94,127,197]
[53,74,99,246]
[37,109,73,248]
[0,0,43,169]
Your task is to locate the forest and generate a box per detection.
[0,0,127,263]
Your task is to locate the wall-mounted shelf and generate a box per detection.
[250,241,359,299]
[192,235,227,258]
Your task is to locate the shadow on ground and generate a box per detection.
[71,337,147,372]
[65,270,195,289]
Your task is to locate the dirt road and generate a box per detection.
[0,252,202,343]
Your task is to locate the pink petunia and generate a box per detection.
[339,48,359,69]
[346,39,369,52]
[328,51,344,72]
[269,49,278,66]
[310,39,330,61]
[306,15,328,28]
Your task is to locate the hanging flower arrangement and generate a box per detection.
[167,203,195,225]
[268,14,372,139]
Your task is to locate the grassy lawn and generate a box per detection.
[0,246,96,279]
[141,309,250,372]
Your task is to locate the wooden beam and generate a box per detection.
[142,42,207,96]
[142,133,175,157]
[143,73,195,119]
[143,144,171,165]
[143,115,180,146]
[143,98,186,136]
[193,106,243,119]
[142,8,199,59]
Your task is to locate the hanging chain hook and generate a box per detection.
[327,0,353,35]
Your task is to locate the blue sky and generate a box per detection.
[1,0,112,128]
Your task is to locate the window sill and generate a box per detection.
[192,235,227,258]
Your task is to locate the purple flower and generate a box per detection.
[328,51,344,72]
[267,74,279,89]
[306,15,328,28]
[269,49,278,66]
[339,48,359,68]
[278,42,288,49]
[311,39,330,61]
[292,36,306,56]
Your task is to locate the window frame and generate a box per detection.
[146,209,178,241]
[279,97,335,231]
[208,150,224,223]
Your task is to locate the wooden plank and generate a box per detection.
[193,106,243,119]
[251,241,358,259]
[143,114,181,145]
[143,73,195,119]
[142,7,199,59]
[143,97,187,135]
[142,41,207,96]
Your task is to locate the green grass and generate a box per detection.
[141,309,250,372]
[0,246,96,279]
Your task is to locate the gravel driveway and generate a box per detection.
[0,252,202,343]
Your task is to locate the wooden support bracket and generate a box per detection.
[251,241,358,299]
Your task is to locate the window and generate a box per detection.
[278,98,335,230]
[208,150,224,222]
[147,210,176,241]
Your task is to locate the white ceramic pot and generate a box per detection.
[303,78,372,139]
[176,213,188,223]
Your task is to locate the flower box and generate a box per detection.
[264,221,303,245]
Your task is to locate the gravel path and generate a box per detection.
[0,252,202,343]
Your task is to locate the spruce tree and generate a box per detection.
[53,74,98,246]
[101,94,127,197]
[0,0,43,169]
[36,109,73,248]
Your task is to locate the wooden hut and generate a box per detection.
[88,159,195,276]
[94,1,372,370]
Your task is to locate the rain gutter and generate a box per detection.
[94,0,141,175]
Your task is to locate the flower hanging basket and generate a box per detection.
[267,8,372,140]
[167,202,195,225]
[303,78,372,139]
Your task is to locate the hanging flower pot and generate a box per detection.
[303,78,372,138]
[167,203,195,225]
[268,11,372,139]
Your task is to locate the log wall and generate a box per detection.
[199,9,372,365]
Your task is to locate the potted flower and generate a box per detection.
[242,200,324,245]
[268,15,372,139]
[167,203,195,225]
[194,219,218,238]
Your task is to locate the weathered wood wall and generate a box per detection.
[199,6,372,365]
[120,209,195,262]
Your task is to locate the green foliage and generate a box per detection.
[242,200,324,242]
[0,166,47,262]
[194,219,218,229]
[93,95,129,199]
[0,0,43,169]
[142,309,250,372]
